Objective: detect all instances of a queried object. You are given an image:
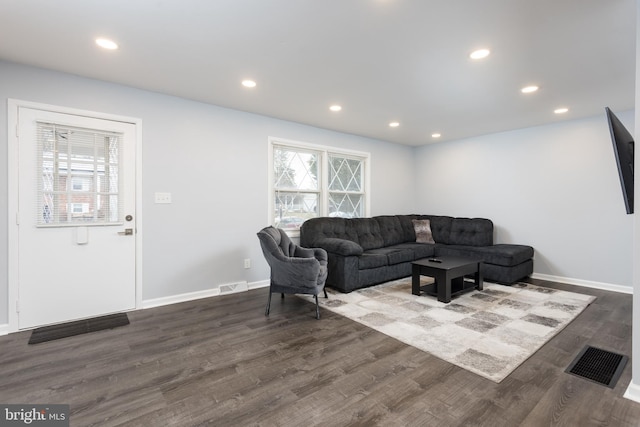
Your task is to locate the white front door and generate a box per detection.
[16,106,137,329]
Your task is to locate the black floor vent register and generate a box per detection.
[565,345,628,388]
[28,313,130,344]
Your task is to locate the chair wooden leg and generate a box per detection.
[265,292,272,316]
[315,294,320,320]
[324,289,328,298]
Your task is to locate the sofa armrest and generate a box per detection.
[314,238,363,256]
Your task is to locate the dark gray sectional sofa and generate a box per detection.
[300,214,534,293]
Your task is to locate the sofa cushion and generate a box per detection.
[359,252,388,269]
[367,246,415,265]
[349,218,384,250]
[312,238,363,256]
[392,242,436,259]
[487,244,534,265]
[397,215,421,240]
[416,215,454,244]
[412,219,435,243]
[483,259,534,284]
[436,244,533,267]
[375,216,406,247]
[448,218,493,246]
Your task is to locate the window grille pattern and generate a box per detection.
[271,141,368,231]
[37,122,123,226]
[273,146,320,230]
[328,155,364,218]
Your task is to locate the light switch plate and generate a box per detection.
[155,192,172,204]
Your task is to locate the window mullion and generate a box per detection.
[53,126,60,223]
[93,134,98,221]
[66,130,72,223]
[320,150,328,217]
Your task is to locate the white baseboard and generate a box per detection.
[624,381,640,403]
[248,280,270,290]
[142,279,270,309]
[0,324,8,336]
[143,287,221,309]
[531,273,633,294]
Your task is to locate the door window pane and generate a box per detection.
[37,122,123,226]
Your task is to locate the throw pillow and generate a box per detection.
[413,219,435,244]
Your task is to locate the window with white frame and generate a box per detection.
[270,138,369,233]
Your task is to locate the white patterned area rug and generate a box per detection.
[302,278,595,383]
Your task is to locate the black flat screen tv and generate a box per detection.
[605,107,634,214]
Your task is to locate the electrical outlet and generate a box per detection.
[244,258,251,269]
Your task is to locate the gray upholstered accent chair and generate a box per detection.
[257,226,328,319]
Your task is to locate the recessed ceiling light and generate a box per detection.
[95,38,118,50]
[329,105,342,112]
[521,85,539,94]
[554,107,569,114]
[389,122,400,128]
[431,133,441,138]
[469,49,490,60]
[242,79,257,88]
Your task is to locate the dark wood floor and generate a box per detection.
[1,278,639,426]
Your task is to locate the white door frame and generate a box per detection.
[7,99,143,333]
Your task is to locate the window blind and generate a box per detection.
[36,121,123,226]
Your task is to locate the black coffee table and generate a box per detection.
[411,256,483,303]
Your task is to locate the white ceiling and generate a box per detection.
[0,0,636,146]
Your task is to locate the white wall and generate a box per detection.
[0,60,416,323]
[414,114,635,290]
[626,0,640,404]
